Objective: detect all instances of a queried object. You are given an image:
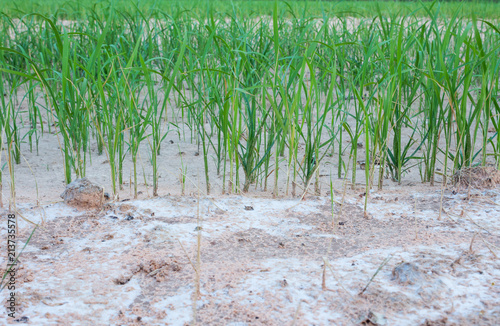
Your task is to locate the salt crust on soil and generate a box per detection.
[0,187,499,325]
[2,14,499,325]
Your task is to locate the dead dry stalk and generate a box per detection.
[359,254,393,295]
[191,179,203,325]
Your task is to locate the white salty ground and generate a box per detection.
[0,19,499,323]
[0,183,499,325]
[0,85,499,325]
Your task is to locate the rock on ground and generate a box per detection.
[60,177,104,209]
[391,262,424,286]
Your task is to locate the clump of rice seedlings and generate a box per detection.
[237,91,274,192]
[0,0,499,202]
[152,35,187,196]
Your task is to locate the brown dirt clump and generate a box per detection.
[60,177,104,209]
[452,166,500,191]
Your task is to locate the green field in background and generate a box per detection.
[1,0,500,19]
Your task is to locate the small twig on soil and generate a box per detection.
[195,184,202,298]
[463,211,492,235]
[322,223,339,291]
[446,208,492,235]
[322,257,354,299]
[322,264,334,292]
[440,208,458,223]
[84,300,109,305]
[359,254,393,295]
[291,300,302,326]
[414,197,418,240]
[438,169,451,220]
[13,208,39,227]
[478,233,499,259]
[177,239,197,275]
[286,168,321,210]
[191,176,203,326]
[476,197,499,206]
[444,209,497,258]
[147,265,169,277]
[340,156,355,215]
[469,232,477,254]
[41,299,67,306]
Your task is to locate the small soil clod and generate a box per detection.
[392,262,424,286]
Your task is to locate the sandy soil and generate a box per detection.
[0,31,499,324]
[0,93,499,325]
[0,181,499,325]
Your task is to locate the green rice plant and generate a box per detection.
[178,144,188,196]
[375,14,423,184]
[352,87,371,214]
[295,58,332,194]
[0,77,7,208]
[477,21,500,168]
[56,27,92,182]
[434,14,476,171]
[0,87,21,167]
[124,63,151,199]
[0,0,499,202]
[420,66,445,185]
[237,91,274,192]
[25,77,43,155]
[470,17,500,168]
[96,71,123,196]
[0,162,3,208]
[372,88,391,189]
[183,59,213,195]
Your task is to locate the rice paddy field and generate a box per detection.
[0,0,499,325]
